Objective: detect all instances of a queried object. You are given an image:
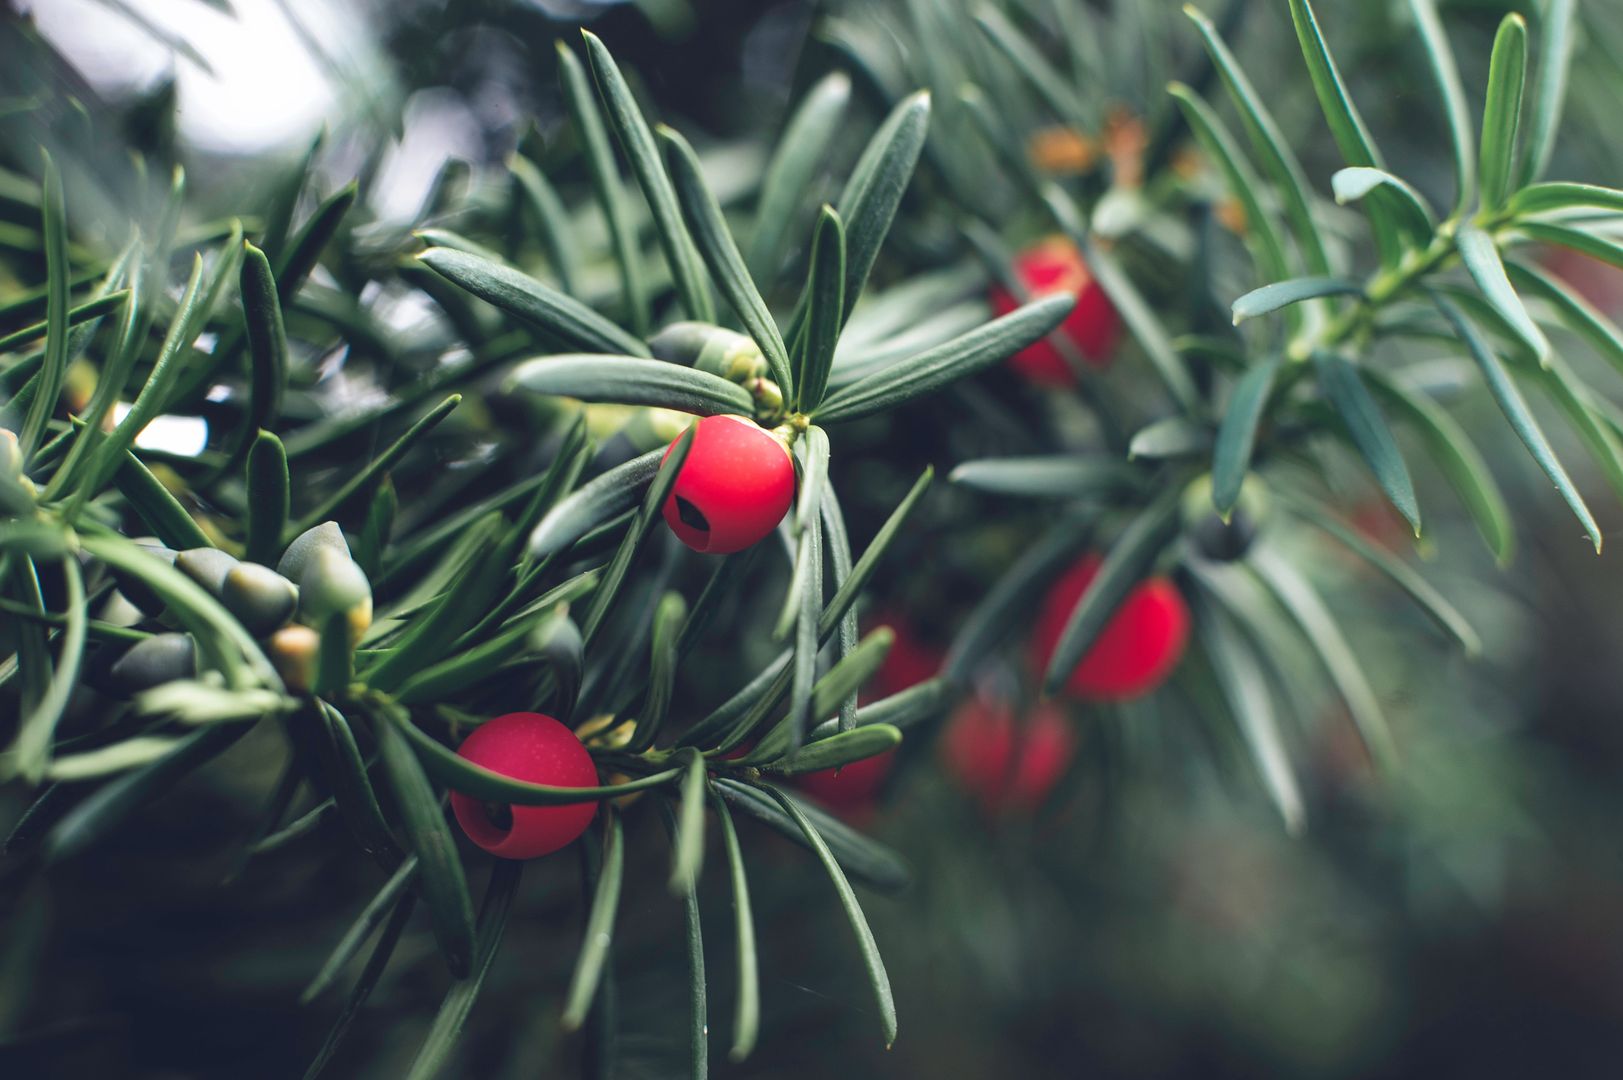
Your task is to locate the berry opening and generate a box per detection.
[675,495,710,534]
[482,801,514,833]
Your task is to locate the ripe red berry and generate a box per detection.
[940,698,1075,815]
[988,236,1122,386]
[1032,553,1190,701]
[661,415,796,554]
[450,712,599,859]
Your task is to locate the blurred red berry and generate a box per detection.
[1347,497,1411,553]
[866,610,944,699]
[1032,553,1190,701]
[1540,245,1623,315]
[450,712,599,859]
[661,415,795,554]
[796,749,895,812]
[988,236,1121,386]
[940,697,1075,815]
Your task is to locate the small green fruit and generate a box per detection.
[221,563,298,636]
[621,407,694,453]
[276,521,350,583]
[1191,507,1259,562]
[1182,475,1270,562]
[174,547,240,596]
[297,546,373,643]
[650,322,767,384]
[109,633,196,694]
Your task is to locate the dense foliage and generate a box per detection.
[5,1,1623,1076]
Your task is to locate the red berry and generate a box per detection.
[661,415,796,554]
[988,236,1122,386]
[1347,496,1411,553]
[450,712,599,859]
[1032,553,1190,701]
[940,697,1075,815]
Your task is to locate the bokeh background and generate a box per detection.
[7,0,1623,1077]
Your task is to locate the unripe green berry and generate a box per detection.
[1182,474,1269,562]
[296,545,373,643]
[174,547,240,596]
[109,633,196,694]
[1191,508,1259,562]
[621,407,695,454]
[221,563,298,637]
[276,521,350,583]
[650,322,767,383]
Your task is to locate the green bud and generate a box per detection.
[0,427,36,516]
[621,407,695,453]
[276,521,350,583]
[109,633,197,694]
[174,547,240,597]
[221,563,298,637]
[649,321,716,363]
[297,546,373,643]
[650,321,767,383]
